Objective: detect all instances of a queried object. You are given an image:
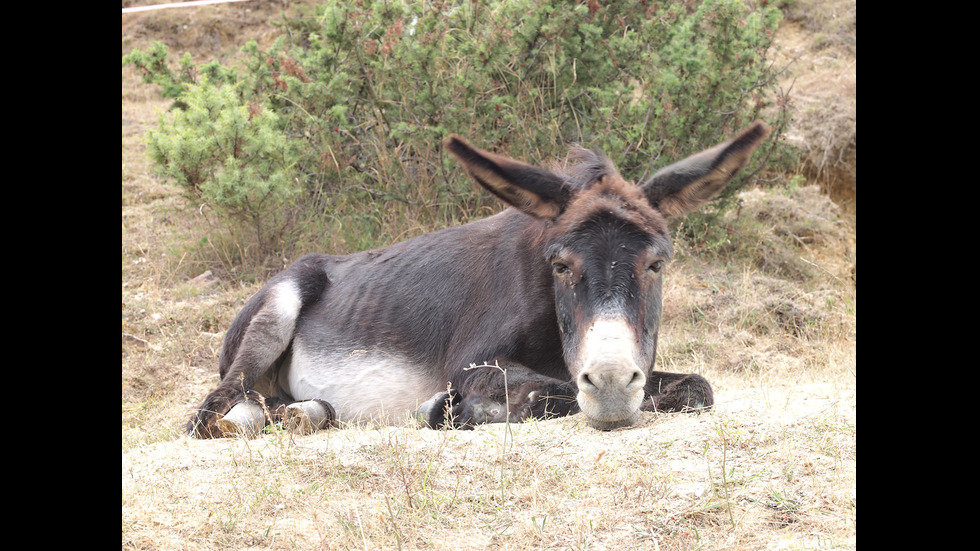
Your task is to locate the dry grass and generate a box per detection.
[124,384,855,550]
[770,0,856,218]
[123,2,855,549]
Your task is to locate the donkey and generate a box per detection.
[187,122,769,438]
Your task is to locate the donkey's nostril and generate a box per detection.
[578,372,595,390]
[629,369,644,387]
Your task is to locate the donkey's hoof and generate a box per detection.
[415,390,459,428]
[283,400,333,435]
[216,401,266,438]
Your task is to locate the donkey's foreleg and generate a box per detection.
[418,362,578,429]
[642,371,714,413]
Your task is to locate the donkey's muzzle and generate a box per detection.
[576,363,646,429]
[574,318,647,430]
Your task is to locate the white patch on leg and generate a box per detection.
[239,280,306,375]
[217,401,265,438]
[270,280,303,342]
[283,401,331,434]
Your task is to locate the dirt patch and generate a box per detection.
[124,381,855,550]
[122,0,291,59]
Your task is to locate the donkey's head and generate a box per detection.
[446,122,768,429]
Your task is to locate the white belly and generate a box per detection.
[283,345,445,425]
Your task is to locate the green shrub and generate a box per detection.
[124,0,792,277]
[144,78,302,265]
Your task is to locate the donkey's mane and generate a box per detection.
[552,146,619,190]
[546,145,667,239]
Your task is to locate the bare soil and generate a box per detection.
[122,2,855,549]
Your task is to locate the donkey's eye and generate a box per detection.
[648,260,665,273]
[553,263,571,275]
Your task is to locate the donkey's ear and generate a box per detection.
[641,121,769,219]
[445,135,570,219]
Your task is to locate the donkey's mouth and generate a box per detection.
[576,384,645,431]
[583,410,640,431]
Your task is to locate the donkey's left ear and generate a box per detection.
[445,135,570,219]
[641,121,769,219]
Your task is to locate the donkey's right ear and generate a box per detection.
[445,135,570,219]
